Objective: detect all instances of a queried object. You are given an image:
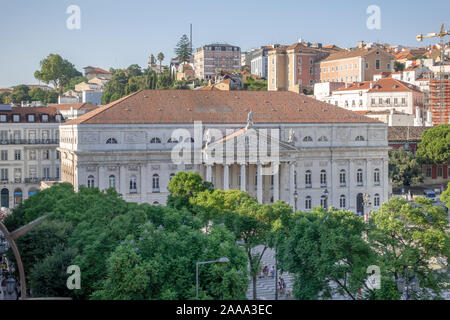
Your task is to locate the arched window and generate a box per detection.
[169,173,175,181]
[184,137,194,143]
[305,196,312,210]
[318,136,328,142]
[167,137,178,143]
[153,201,159,205]
[374,168,380,185]
[357,169,363,186]
[109,175,116,190]
[374,194,380,207]
[150,137,161,144]
[303,136,313,142]
[14,188,22,205]
[339,195,346,208]
[106,138,118,144]
[320,170,327,187]
[152,174,160,192]
[339,169,346,186]
[129,175,137,193]
[87,175,95,188]
[320,195,328,208]
[305,170,312,187]
[355,136,365,141]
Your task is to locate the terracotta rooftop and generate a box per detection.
[63,90,381,125]
[49,102,98,112]
[388,126,428,142]
[0,106,62,123]
[334,78,422,93]
[322,47,393,62]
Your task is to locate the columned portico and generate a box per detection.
[289,162,295,208]
[257,163,263,203]
[240,163,246,191]
[206,164,212,183]
[273,163,279,202]
[223,164,229,190]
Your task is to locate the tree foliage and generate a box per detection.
[175,34,192,63]
[34,54,82,92]
[416,124,450,165]
[389,148,423,188]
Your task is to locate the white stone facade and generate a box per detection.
[59,121,389,215]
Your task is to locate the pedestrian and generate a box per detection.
[282,278,287,295]
[270,266,275,278]
[264,266,269,277]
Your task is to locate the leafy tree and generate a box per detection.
[441,182,450,210]
[156,74,172,89]
[29,245,78,298]
[157,52,165,71]
[394,61,405,72]
[126,64,142,77]
[191,189,285,300]
[368,197,450,300]
[278,208,377,300]
[416,124,450,165]
[34,54,82,92]
[64,76,88,91]
[91,220,248,300]
[0,91,11,103]
[8,85,31,103]
[167,172,213,210]
[388,148,423,188]
[175,34,192,63]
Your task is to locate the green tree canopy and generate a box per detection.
[167,172,213,210]
[175,34,192,63]
[8,85,31,103]
[388,148,423,188]
[368,197,450,299]
[416,124,450,165]
[34,54,82,92]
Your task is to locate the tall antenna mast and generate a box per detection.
[190,23,193,54]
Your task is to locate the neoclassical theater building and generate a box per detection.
[59,90,390,214]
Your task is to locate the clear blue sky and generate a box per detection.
[0,0,448,88]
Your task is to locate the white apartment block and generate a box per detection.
[0,105,63,209]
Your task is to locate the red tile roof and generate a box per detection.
[334,78,422,93]
[49,103,98,112]
[64,90,381,125]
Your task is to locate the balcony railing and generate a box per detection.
[0,139,58,145]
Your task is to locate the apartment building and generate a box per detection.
[429,78,450,125]
[267,41,342,92]
[320,47,395,84]
[194,44,241,80]
[315,78,425,120]
[0,105,63,209]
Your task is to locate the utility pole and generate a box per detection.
[417,23,449,125]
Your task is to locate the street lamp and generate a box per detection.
[196,257,230,297]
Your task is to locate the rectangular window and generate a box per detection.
[29,150,36,160]
[27,114,35,122]
[437,166,443,177]
[43,167,50,179]
[0,115,6,122]
[13,115,20,122]
[0,168,8,181]
[376,60,380,70]
[0,150,7,161]
[14,150,21,160]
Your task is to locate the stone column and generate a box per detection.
[98,166,106,191]
[206,164,212,183]
[223,164,229,191]
[257,163,263,203]
[240,163,246,191]
[273,162,279,202]
[120,165,127,196]
[141,163,148,201]
[289,162,295,208]
[349,160,355,211]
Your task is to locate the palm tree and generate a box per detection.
[157,52,164,74]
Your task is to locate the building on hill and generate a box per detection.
[194,44,241,80]
[319,46,395,84]
[83,66,113,81]
[49,102,98,120]
[58,90,390,215]
[0,104,63,209]
[267,40,343,92]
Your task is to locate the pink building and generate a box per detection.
[194,44,241,80]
